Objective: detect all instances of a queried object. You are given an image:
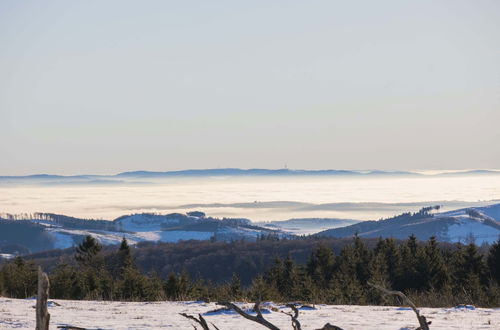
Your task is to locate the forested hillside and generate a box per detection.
[0,220,54,254]
[2,235,499,307]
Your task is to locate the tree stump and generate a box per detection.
[36,267,50,330]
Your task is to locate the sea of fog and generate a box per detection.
[1,175,499,221]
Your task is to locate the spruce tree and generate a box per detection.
[118,237,134,272]
[487,237,500,284]
[417,236,448,290]
[456,242,487,286]
[229,273,242,299]
[306,243,335,288]
[75,235,102,267]
[165,272,180,299]
[0,257,37,298]
[352,234,372,284]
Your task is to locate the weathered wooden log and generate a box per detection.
[36,267,50,330]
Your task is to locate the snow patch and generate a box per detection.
[51,232,76,249]
[115,214,183,232]
[446,216,500,244]
[158,231,213,242]
[0,253,15,259]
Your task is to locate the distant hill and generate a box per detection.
[3,203,500,258]
[0,168,419,184]
[0,211,289,256]
[435,170,500,176]
[4,168,500,185]
[315,204,500,244]
[3,168,500,184]
[114,168,419,178]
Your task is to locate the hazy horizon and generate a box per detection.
[2,167,500,177]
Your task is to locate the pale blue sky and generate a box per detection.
[1,1,499,175]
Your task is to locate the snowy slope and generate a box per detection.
[0,298,499,330]
[316,203,500,244]
[114,213,186,232]
[4,212,287,251]
[438,204,500,244]
[444,216,500,244]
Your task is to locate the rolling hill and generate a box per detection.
[316,204,500,244]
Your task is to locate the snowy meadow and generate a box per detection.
[1,298,499,330]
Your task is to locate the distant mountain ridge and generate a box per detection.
[2,168,500,182]
[116,168,421,177]
[0,168,419,181]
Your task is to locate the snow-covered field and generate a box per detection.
[0,298,498,329]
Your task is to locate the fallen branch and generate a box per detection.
[217,301,280,330]
[179,313,214,330]
[368,282,431,330]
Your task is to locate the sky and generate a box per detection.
[1,0,499,175]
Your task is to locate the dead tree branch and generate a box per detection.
[282,304,301,330]
[368,282,430,330]
[217,301,280,330]
[179,313,212,330]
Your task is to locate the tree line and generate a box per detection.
[1,234,499,307]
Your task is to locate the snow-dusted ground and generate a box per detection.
[438,204,500,244]
[0,298,498,330]
[446,216,500,244]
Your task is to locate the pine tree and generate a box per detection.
[407,234,418,255]
[0,257,37,298]
[229,273,242,299]
[352,234,372,285]
[330,247,365,304]
[282,256,300,299]
[178,269,190,299]
[50,263,83,300]
[374,238,402,289]
[416,236,449,290]
[75,235,102,267]
[306,243,335,288]
[455,242,487,286]
[487,237,500,284]
[118,237,134,272]
[165,272,180,299]
[399,235,420,290]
